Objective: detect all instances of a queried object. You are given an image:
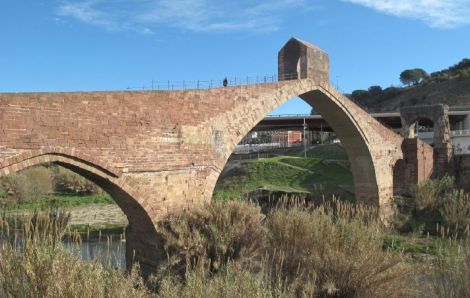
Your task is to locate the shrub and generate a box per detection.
[157,200,266,275]
[266,202,413,297]
[52,166,102,195]
[0,173,28,203]
[411,175,454,211]
[0,166,53,203]
[23,167,54,201]
[440,190,470,237]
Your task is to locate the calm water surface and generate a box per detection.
[63,235,126,269]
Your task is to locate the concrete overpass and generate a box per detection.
[254,110,470,132]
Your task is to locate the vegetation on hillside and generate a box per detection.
[427,58,470,83]
[348,58,470,111]
[400,68,428,86]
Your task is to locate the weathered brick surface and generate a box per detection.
[0,80,409,267]
[394,138,434,195]
[0,80,407,214]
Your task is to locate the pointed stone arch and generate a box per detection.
[206,80,404,217]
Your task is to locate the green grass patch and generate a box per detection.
[383,234,439,255]
[382,233,467,257]
[306,144,348,160]
[66,223,126,238]
[213,155,353,201]
[1,193,114,211]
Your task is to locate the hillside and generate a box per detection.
[349,58,470,112]
[358,78,470,112]
[213,144,353,202]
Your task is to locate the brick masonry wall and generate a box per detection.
[395,138,434,195]
[0,79,408,267]
[0,79,408,214]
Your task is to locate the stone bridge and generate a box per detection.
[0,38,432,271]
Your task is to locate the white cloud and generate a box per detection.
[55,0,310,33]
[343,0,470,28]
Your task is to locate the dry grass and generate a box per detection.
[157,200,266,275]
[155,199,417,297]
[0,243,150,298]
[429,238,470,298]
[0,211,150,298]
[2,198,467,297]
[157,262,278,298]
[266,200,414,297]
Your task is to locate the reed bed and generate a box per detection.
[0,197,468,297]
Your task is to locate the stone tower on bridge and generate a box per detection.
[278,37,329,82]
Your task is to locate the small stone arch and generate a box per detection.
[0,151,159,272]
[400,104,453,177]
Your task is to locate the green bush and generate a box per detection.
[0,166,53,203]
[440,190,470,237]
[411,175,454,211]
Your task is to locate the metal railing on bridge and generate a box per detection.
[125,73,304,91]
[124,73,375,112]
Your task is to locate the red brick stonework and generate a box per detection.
[0,38,426,271]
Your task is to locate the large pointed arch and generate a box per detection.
[208,80,403,210]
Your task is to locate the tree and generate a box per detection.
[400,68,428,86]
[351,90,370,102]
[368,85,383,96]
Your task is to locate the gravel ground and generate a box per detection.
[67,204,128,227]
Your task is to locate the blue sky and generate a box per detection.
[1,0,469,114]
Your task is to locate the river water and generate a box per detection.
[63,234,126,269]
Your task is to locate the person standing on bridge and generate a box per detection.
[223,77,228,87]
